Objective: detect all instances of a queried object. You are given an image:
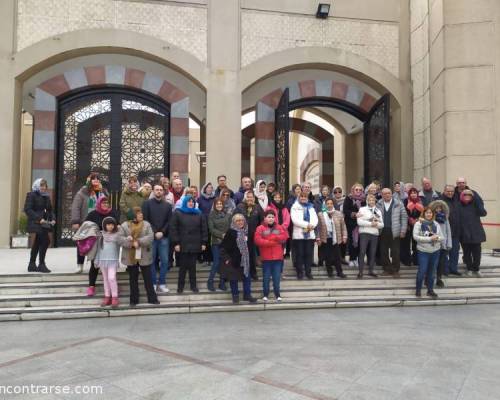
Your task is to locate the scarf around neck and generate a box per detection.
[230,220,250,277]
[127,219,144,264]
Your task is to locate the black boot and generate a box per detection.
[427,290,438,299]
[243,295,257,303]
[207,279,215,292]
[37,262,51,273]
[436,279,444,288]
[218,279,227,291]
[27,261,37,272]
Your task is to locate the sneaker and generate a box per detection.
[243,295,258,303]
[86,286,96,297]
[465,271,473,277]
[436,279,445,288]
[276,296,282,302]
[75,264,83,274]
[474,271,483,278]
[101,297,111,307]
[262,296,269,302]
[158,285,169,293]
[427,290,438,299]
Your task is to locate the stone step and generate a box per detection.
[0,284,499,308]
[1,294,500,321]
[1,277,499,295]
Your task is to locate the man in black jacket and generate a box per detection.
[142,183,173,293]
[441,185,462,276]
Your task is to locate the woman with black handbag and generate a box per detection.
[24,178,55,273]
[220,214,257,304]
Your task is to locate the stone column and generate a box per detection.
[0,0,22,247]
[205,0,242,188]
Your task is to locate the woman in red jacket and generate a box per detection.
[254,209,289,302]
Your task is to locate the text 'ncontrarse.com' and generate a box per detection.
[0,384,103,396]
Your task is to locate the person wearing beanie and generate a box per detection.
[458,189,487,276]
[95,216,121,308]
[254,209,289,301]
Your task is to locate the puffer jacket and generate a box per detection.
[357,206,384,236]
[376,199,408,238]
[119,189,145,223]
[317,210,348,244]
[290,201,318,240]
[267,203,291,230]
[413,219,443,253]
[429,200,453,250]
[254,222,288,261]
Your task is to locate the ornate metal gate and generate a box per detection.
[275,88,290,199]
[56,88,170,246]
[363,93,390,187]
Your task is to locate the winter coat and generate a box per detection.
[357,206,384,236]
[376,199,408,238]
[419,189,440,207]
[71,186,109,225]
[343,196,366,229]
[429,200,453,250]
[119,220,154,266]
[458,197,487,244]
[440,195,461,239]
[24,191,54,234]
[254,222,289,261]
[413,220,443,253]
[290,201,319,240]
[234,203,264,244]
[170,211,208,253]
[317,210,348,244]
[198,195,215,216]
[267,203,291,230]
[208,210,231,245]
[313,195,328,213]
[142,198,173,236]
[219,229,244,281]
[119,189,145,223]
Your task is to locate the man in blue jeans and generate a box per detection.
[441,185,462,276]
[142,183,173,293]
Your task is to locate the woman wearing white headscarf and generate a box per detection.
[254,180,269,210]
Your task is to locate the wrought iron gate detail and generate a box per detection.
[275,88,290,199]
[363,94,390,187]
[57,89,170,246]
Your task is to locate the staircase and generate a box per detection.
[1,262,500,321]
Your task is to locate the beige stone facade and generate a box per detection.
[0,0,498,247]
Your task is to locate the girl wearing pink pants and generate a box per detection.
[95,217,121,308]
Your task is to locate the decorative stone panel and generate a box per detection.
[17,0,207,62]
[241,10,399,76]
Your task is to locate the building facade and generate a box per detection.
[0,0,498,247]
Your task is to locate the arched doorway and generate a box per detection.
[56,87,170,245]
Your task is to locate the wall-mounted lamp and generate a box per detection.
[316,3,331,19]
[195,151,207,167]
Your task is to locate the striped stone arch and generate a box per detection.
[254,79,377,184]
[32,65,190,193]
[243,117,334,187]
[300,149,321,183]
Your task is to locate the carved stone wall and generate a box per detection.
[16,0,208,62]
[241,10,399,76]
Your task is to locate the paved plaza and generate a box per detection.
[0,305,499,399]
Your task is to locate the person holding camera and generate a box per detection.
[24,178,56,273]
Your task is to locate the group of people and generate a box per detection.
[24,171,487,306]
